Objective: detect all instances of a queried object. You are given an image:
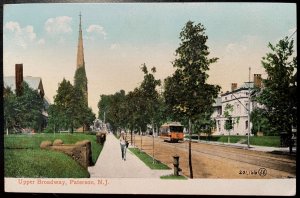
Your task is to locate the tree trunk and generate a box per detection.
[140,127,142,151]
[131,128,133,145]
[189,119,193,179]
[6,121,8,135]
[152,121,155,164]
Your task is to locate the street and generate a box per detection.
[131,135,296,179]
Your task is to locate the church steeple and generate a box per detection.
[74,13,88,106]
[77,12,85,69]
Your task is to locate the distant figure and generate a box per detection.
[119,131,127,161]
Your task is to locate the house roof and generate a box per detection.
[4,76,45,98]
[221,82,254,96]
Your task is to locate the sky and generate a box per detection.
[3,3,297,116]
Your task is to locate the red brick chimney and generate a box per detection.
[253,74,262,88]
[15,64,23,96]
[231,83,237,91]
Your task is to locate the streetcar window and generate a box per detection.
[169,126,183,132]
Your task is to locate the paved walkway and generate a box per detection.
[88,133,173,178]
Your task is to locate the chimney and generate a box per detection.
[253,74,262,88]
[15,64,23,96]
[231,83,237,91]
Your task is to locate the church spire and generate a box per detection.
[77,12,85,69]
[74,13,88,106]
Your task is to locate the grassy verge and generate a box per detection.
[4,133,104,178]
[4,133,103,164]
[248,136,280,147]
[186,135,280,147]
[160,174,187,180]
[128,148,170,170]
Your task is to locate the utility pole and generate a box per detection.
[152,121,155,164]
[248,67,251,148]
[188,119,193,178]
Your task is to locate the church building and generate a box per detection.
[74,13,88,106]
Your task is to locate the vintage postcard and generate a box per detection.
[3,2,296,195]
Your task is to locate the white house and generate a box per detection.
[212,74,262,136]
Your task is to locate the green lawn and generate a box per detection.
[129,148,170,170]
[160,174,187,180]
[4,133,103,178]
[248,136,280,147]
[5,149,89,178]
[187,135,280,147]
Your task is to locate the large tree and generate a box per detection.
[256,37,297,136]
[52,79,93,133]
[164,21,220,178]
[4,82,44,133]
[164,21,220,124]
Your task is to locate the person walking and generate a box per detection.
[120,130,127,161]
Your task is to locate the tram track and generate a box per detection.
[133,135,296,175]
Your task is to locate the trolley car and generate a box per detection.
[159,122,184,142]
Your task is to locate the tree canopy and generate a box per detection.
[164,21,220,126]
[48,78,95,133]
[4,82,44,133]
[256,37,297,135]
[97,64,162,133]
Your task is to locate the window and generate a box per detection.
[218,120,221,131]
[245,103,248,114]
[245,120,248,129]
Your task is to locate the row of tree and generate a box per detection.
[97,21,221,179]
[98,21,297,139]
[98,21,220,136]
[98,64,165,134]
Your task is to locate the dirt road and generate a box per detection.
[130,135,296,179]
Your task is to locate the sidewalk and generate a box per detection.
[88,133,173,178]
[185,138,296,153]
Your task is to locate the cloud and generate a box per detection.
[24,26,36,41]
[110,43,121,50]
[38,38,45,45]
[225,35,262,55]
[225,43,247,55]
[86,24,107,39]
[4,21,21,33]
[45,16,72,34]
[4,21,37,48]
